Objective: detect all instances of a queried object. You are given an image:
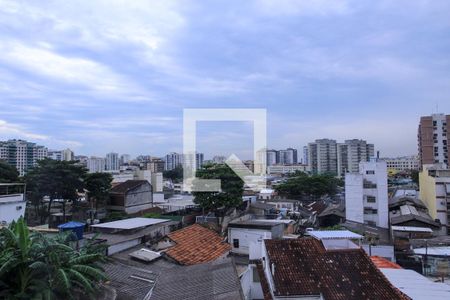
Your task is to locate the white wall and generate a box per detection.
[345,173,364,223]
[0,194,26,224]
[228,227,271,255]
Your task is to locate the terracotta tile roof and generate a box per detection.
[371,256,403,269]
[263,239,410,300]
[165,224,230,265]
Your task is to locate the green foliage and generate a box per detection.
[192,164,244,211]
[25,159,88,223]
[85,173,113,211]
[276,173,341,199]
[0,160,19,183]
[163,166,183,182]
[0,217,107,300]
[410,170,419,187]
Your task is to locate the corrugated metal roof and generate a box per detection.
[381,268,450,300]
[391,226,433,233]
[309,230,363,240]
[91,217,169,230]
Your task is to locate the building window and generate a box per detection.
[366,196,376,203]
[233,239,239,248]
[366,170,375,175]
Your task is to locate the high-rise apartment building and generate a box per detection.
[105,152,119,171]
[278,148,298,165]
[165,152,183,171]
[48,148,74,162]
[146,158,165,173]
[337,139,374,176]
[0,139,48,176]
[308,139,374,176]
[418,113,450,167]
[308,139,338,175]
[266,149,278,166]
[87,156,106,173]
[345,159,389,228]
[303,146,309,165]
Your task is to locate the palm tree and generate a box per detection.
[0,218,49,299]
[0,217,108,299]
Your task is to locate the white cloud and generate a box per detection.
[0,119,48,140]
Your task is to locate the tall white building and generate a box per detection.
[308,139,338,175]
[303,146,309,165]
[0,139,48,176]
[106,152,119,171]
[48,148,74,161]
[165,152,183,171]
[337,139,374,176]
[87,156,106,173]
[345,159,389,228]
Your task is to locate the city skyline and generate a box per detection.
[1,1,450,158]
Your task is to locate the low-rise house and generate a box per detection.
[88,217,177,255]
[108,180,153,214]
[389,195,440,231]
[228,220,284,255]
[245,238,409,300]
[157,224,230,265]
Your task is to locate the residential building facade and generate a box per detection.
[278,148,298,165]
[418,113,450,167]
[384,156,420,171]
[419,164,450,235]
[0,139,48,176]
[87,156,106,173]
[308,139,338,175]
[337,139,374,176]
[345,159,389,228]
[106,152,119,171]
[165,152,183,171]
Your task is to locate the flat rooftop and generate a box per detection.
[309,230,363,240]
[91,217,170,230]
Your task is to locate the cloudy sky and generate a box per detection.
[1,0,450,160]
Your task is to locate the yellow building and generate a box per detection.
[419,164,450,235]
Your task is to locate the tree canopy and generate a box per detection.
[85,172,113,213]
[25,159,87,223]
[0,160,19,183]
[163,166,183,182]
[192,163,244,211]
[275,172,341,200]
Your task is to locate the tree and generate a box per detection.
[276,173,340,200]
[0,160,19,183]
[163,166,183,183]
[85,173,113,217]
[25,159,87,223]
[192,164,244,212]
[0,217,107,299]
